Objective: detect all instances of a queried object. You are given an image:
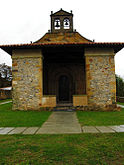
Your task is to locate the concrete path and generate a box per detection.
[0,101,12,105]
[0,125,124,134]
[36,111,82,134]
[82,125,124,133]
[117,104,124,108]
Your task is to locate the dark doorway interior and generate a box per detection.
[42,46,86,103]
[59,75,70,102]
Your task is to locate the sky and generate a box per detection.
[0,0,124,78]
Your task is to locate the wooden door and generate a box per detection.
[59,75,70,102]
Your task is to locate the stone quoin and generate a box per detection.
[0,9,124,110]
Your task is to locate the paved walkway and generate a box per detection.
[36,112,82,134]
[0,101,12,105]
[0,111,124,134]
[0,125,124,134]
[117,104,124,108]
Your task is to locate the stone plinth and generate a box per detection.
[73,95,87,106]
[42,95,56,107]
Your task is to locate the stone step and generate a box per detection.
[57,103,73,107]
[55,106,73,109]
[53,106,75,111]
[54,109,75,112]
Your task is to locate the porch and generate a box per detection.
[42,46,87,107]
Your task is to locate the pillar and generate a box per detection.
[12,49,43,110]
[85,48,116,109]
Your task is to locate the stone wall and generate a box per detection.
[12,49,43,110]
[73,95,87,106]
[85,48,116,108]
[42,95,56,107]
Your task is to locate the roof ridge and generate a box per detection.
[51,9,73,16]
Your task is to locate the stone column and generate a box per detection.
[85,48,116,109]
[12,49,43,110]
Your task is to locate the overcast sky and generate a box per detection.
[0,0,124,77]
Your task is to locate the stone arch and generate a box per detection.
[54,18,61,29]
[63,17,70,29]
[48,65,75,103]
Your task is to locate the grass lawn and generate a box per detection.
[0,103,51,127]
[0,99,12,103]
[0,133,124,164]
[1,102,124,127]
[77,108,124,126]
[0,102,124,164]
[117,102,124,106]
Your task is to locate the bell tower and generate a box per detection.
[50,9,73,33]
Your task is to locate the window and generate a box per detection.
[54,19,60,29]
[63,18,70,29]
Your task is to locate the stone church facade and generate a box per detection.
[0,9,124,110]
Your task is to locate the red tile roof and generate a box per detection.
[0,42,124,46]
[0,42,124,55]
[34,32,92,43]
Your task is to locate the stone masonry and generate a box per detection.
[85,48,116,107]
[12,49,43,110]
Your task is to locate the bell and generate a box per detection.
[55,20,60,28]
[65,20,68,26]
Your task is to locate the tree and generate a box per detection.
[0,63,12,88]
[116,74,124,97]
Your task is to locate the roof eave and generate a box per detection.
[0,42,124,55]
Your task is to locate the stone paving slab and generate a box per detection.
[95,126,115,133]
[36,126,82,134]
[117,104,124,108]
[0,127,14,134]
[0,125,124,134]
[82,126,100,133]
[109,126,124,132]
[0,101,12,105]
[8,127,27,134]
[36,112,82,134]
[23,127,39,134]
[120,125,124,128]
[36,127,81,134]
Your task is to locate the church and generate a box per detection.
[0,9,124,110]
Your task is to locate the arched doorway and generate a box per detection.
[59,75,70,102]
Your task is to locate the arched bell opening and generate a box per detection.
[63,18,70,29]
[54,18,60,29]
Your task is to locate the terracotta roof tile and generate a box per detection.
[0,42,124,54]
[1,42,124,47]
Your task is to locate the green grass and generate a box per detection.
[117,102,124,106]
[0,102,124,164]
[0,103,51,127]
[77,108,124,126]
[0,99,12,103]
[1,102,124,127]
[0,133,124,164]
